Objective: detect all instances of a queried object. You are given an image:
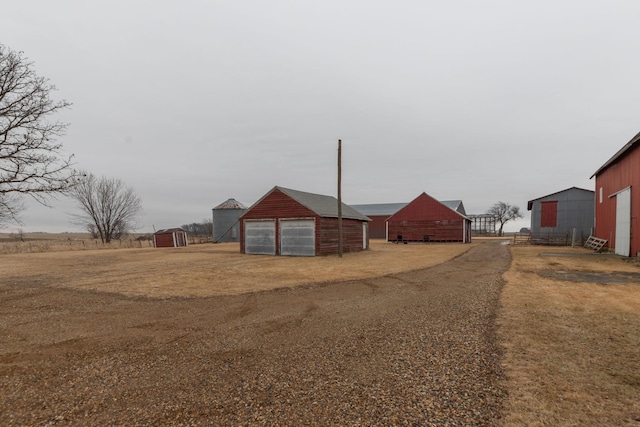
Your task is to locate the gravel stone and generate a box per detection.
[0,242,510,426]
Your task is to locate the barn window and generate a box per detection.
[540,201,558,228]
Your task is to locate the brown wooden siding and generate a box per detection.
[367,215,389,239]
[387,192,468,243]
[391,193,462,222]
[388,219,464,242]
[154,231,187,247]
[318,218,368,255]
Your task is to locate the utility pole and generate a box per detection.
[337,139,343,258]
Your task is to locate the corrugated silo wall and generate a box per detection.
[213,209,246,242]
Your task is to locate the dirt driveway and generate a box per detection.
[1,241,509,426]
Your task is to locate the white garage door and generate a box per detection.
[615,188,631,257]
[244,220,276,255]
[280,219,315,256]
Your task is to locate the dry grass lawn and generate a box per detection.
[499,245,640,426]
[0,239,476,298]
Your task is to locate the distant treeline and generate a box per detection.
[180,219,212,236]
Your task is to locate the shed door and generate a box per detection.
[280,219,315,256]
[245,220,276,255]
[540,201,558,228]
[615,188,631,257]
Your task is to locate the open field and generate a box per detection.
[1,239,639,424]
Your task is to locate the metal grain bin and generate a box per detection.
[212,198,248,243]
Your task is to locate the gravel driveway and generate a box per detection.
[1,241,509,426]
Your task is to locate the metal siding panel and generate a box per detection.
[532,189,595,240]
[244,220,276,255]
[280,219,315,256]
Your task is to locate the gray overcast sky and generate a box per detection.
[3,1,639,233]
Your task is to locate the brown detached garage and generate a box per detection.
[240,186,371,256]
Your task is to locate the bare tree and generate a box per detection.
[202,218,213,237]
[487,201,523,236]
[181,218,213,236]
[0,194,24,225]
[68,171,142,243]
[0,44,75,226]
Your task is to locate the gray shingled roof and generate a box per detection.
[276,187,370,221]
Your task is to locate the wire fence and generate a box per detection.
[0,238,155,254]
[0,233,217,255]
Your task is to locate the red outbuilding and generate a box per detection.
[239,186,370,256]
[591,131,640,256]
[386,192,472,243]
[351,203,407,239]
[153,228,188,248]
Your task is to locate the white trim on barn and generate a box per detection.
[614,187,631,257]
[362,223,367,249]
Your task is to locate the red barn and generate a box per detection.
[386,192,472,243]
[153,228,188,248]
[591,131,640,256]
[240,186,370,256]
[352,200,467,239]
[351,203,407,239]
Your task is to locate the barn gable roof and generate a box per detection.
[527,187,595,210]
[388,192,469,221]
[591,131,640,178]
[351,203,408,216]
[243,186,370,221]
[353,199,466,217]
[276,187,370,221]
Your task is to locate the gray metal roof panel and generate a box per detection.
[351,203,408,216]
[276,187,370,221]
[213,198,248,210]
[353,200,466,216]
[441,200,466,215]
